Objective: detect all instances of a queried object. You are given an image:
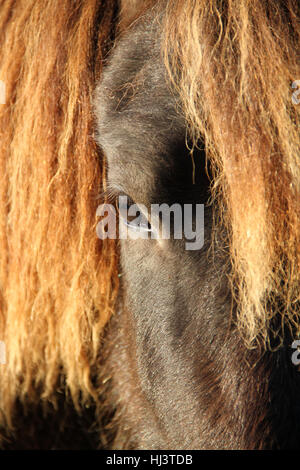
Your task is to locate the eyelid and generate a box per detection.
[99,184,130,204]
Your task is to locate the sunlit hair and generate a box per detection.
[164,0,300,346]
[0,0,299,435]
[0,0,119,429]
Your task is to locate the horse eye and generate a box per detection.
[118,195,152,233]
[123,212,152,233]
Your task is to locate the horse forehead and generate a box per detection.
[94,26,185,203]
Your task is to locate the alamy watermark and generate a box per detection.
[291,340,300,366]
[292,80,300,105]
[96,196,204,251]
[0,341,6,365]
[0,80,5,105]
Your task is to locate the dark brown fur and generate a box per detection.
[94,10,300,449]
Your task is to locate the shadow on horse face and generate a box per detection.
[94,11,300,450]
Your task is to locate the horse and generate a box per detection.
[0,0,299,449]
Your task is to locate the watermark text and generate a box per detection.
[0,80,5,104]
[0,341,6,365]
[96,196,204,251]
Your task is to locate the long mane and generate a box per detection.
[164,0,300,346]
[0,0,299,435]
[0,0,119,429]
